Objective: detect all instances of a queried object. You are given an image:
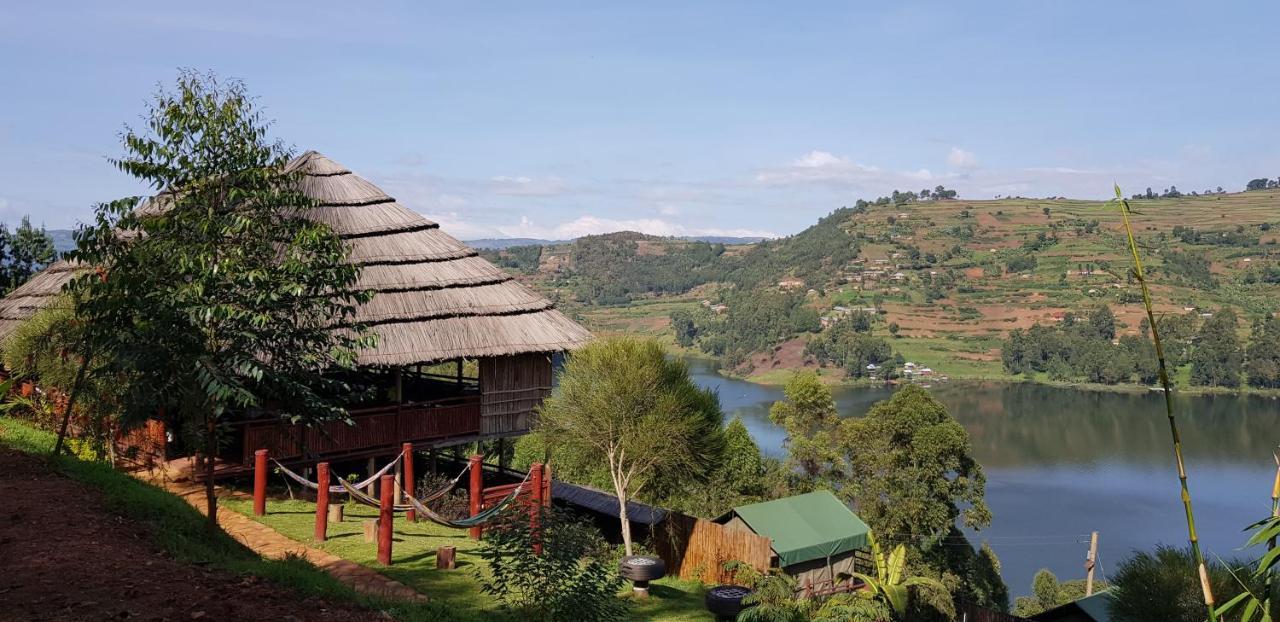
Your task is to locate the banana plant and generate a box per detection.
[849,532,952,620]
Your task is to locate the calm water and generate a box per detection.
[684,357,1280,594]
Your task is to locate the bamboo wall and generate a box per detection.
[479,353,553,435]
[655,513,773,584]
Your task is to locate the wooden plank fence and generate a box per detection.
[655,512,772,584]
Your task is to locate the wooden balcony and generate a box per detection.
[240,394,481,465]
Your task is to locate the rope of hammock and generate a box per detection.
[339,470,534,529]
[272,450,407,494]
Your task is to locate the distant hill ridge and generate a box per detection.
[465,233,767,250]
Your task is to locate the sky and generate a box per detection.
[2,1,1279,239]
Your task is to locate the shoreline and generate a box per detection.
[688,355,1280,399]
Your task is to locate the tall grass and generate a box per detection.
[1114,186,1218,621]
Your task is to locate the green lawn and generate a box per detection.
[222,495,714,621]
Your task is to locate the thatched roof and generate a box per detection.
[0,151,592,365]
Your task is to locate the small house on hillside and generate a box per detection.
[715,491,871,587]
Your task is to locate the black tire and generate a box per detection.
[705,585,754,617]
[618,555,667,581]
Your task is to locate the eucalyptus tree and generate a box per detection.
[68,72,371,529]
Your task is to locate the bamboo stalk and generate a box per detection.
[1265,451,1279,618]
[1115,187,1217,620]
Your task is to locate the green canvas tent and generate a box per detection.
[717,491,871,568]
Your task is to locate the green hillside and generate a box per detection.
[486,188,1280,391]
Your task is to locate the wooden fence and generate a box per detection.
[655,513,772,584]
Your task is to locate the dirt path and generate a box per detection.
[147,472,427,604]
[0,447,385,622]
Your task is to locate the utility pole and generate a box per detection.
[1085,531,1099,596]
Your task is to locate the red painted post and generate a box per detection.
[378,474,394,565]
[314,462,330,542]
[402,443,415,522]
[530,462,544,555]
[468,454,483,539]
[253,449,268,516]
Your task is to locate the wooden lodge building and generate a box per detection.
[0,152,592,474]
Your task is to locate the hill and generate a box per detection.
[493,190,1280,390]
[466,234,765,250]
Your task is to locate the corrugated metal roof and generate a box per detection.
[551,481,668,525]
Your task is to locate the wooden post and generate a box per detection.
[531,462,544,555]
[436,545,457,570]
[456,359,464,386]
[429,447,438,475]
[1085,531,1099,596]
[542,462,552,507]
[378,474,394,565]
[314,462,330,542]
[366,457,377,497]
[394,367,403,415]
[402,442,416,522]
[468,454,483,539]
[253,449,268,516]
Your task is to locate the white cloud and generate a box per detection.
[488,175,568,197]
[754,150,944,189]
[947,147,978,169]
[657,204,681,216]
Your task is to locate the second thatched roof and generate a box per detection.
[0,151,592,365]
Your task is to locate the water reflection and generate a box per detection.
[682,357,1280,593]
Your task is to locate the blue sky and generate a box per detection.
[3,1,1278,238]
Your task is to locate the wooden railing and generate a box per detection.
[241,395,481,464]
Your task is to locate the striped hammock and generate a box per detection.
[273,450,406,494]
[272,453,469,504]
[339,471,533,529]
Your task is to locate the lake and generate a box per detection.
[684,357,1280,595]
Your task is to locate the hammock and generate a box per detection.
[273,450,406,494]
[339,471,533,529]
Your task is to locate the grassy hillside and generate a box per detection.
[491,190,1280,387]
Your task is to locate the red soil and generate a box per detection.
[0,446,382,622]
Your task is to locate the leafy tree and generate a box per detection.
[1086,305,1117,341]
[477,507,628,622]
[533,336,723,554]
[669,308,698,347]
[1190,309,1243,387]
[1,216,57,292]
[67,72,371,529]
[1245,316,1280,389]
[888,322,900,337]
[840,385,991,544]
[769,372,844,484]
[658,416,788,518]
[1012,569,1100,617]
[1247,178,1271,191]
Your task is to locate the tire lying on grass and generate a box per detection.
[618,555,667,581]
[705,585,754,618]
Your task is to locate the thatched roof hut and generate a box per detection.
[0,151,592,365]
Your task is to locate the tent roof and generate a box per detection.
[0,151,592,365]
[719,491,870,567]
[1030,589,1114,622]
